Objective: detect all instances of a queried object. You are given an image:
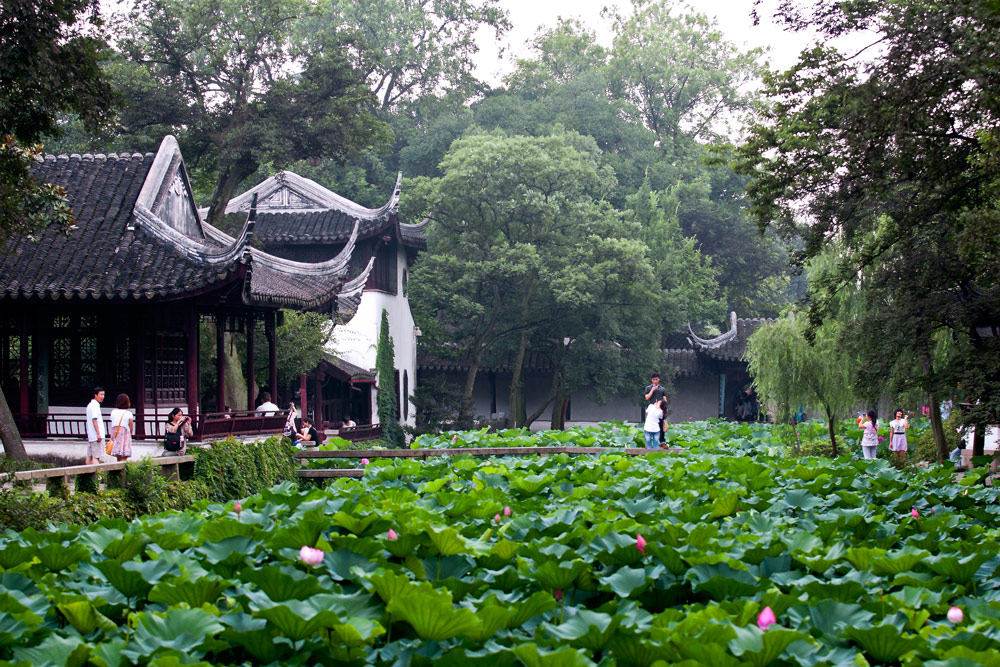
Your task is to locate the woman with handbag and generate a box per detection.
[108,394,134,462]
[164,408,193,455]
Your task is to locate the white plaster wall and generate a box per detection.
[328,245,417,426]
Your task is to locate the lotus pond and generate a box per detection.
[2,422,1000,666]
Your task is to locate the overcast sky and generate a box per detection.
[472,0,827,84]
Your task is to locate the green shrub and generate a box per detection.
[121,458,171,515]
[193,436,296,502]
[0,488,70,532]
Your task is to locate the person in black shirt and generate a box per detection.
[644,373,668,444]
[294,417,321,448]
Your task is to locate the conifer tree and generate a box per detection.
[376,310,404,447]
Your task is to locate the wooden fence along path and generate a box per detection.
[294,446,686,479]
[12,456,196,491]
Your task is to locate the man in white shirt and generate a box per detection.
[85,386,106,464]
[255,392,280,415]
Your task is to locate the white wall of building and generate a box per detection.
[328,244,417,426]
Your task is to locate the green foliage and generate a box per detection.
[410,374,474,435]
[110,0,390,223]
[193,436,297,502]
[2,422,1000,663]
[736,0,1000,430]
[376,310,404,447]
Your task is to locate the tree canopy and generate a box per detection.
[736,0,1000,449]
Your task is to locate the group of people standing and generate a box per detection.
[857,408,910,463]
[643,373,670,450]
[84,386,193,464]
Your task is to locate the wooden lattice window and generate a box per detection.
[50,314,98,401]
[144,332,186,402]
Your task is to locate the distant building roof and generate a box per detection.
[223,171,427,249]
[686,312,770,362]
[1,136,370,313]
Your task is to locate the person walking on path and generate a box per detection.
[888,408,909,465]
[858,410,879,460]
[644,373,667,444]
[644,398,666,450]
[108,393,134,462]
[85,386,106,465]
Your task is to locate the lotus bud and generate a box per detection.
[554,589,563,601]
[360,458,370,465]
[233,500,242,514]
[494,513,502,523]
[387,529,398,541]
[503,506,511,517]
[299,545,324,565]
[947,606,963,624]
[757,606,776,631]
[911,508,919,519]
[636,534,647,554]
[452,435,458,442]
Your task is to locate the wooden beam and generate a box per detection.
[185,307,199,423]
[216,313,225,413]
[267,311,278,404]
[19,311,29,414]
[246,315,255,411]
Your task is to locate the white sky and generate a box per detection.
[472,0,831,84]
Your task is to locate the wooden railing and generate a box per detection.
[13,413,165,440]
[196,409,291,440]
[336,424,382,442]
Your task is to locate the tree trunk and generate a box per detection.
[927,392,949,463]
[205,158,257,227]
[223,332,248,410]
[824,407,839,457]
[973,416,986,459]
[0,387,28,460]
[507,330,529,428]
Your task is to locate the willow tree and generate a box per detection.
[746,314,856,456]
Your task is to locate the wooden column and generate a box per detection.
[299,374,307,424]
[246,315,256,411]
[135,319,146,437]
[216,313,225,413]
[185,308,199,423]
[19,311,29,414]
[267,311,278,404]
[313,371,323,430]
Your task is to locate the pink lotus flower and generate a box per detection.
[947,606,963,624]
[612,426,617,431]
[494,513,502,523]
[387,529,399,541]
[503,506,511,517]
[911,508,919,519]
[452,435,458,442]
[299,546,324,565]
[554,589,563,601]
[233,500,242,514]
[360,458,370,465]
[757,606,776,631]
[636,534,647,554]
[878,435,885,442]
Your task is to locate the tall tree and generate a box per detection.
[310,0,510,111]
[111,0,390,225]
[0,0,116,459]
[407,130,661,427]
[735,0,1000,459]
[376,310,404,447]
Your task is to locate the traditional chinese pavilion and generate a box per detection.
[0,136,370,438]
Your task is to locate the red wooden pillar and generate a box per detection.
[313,371,323,430]
[185,307,199,424]
[19,312,29,414]
[135,319,146,437]
[267,311,278,404]
[216,313,226,413]
[299,374,307,423]
[246,315,256,411]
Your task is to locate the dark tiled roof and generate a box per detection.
[399,219,428,250]
[249,209,394,244]
[1,152,239,301]
[688,314,771,362]
[321,352,375,381]
[419,349,555,373]
[664,349,701,376]
[1,137,367,313]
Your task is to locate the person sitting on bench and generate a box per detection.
[294,417,321,448]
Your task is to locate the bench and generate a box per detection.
[335,424,382,442]
[11,455,197,492]
[196,410,291,440]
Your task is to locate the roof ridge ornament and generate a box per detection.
[687,311,739,349]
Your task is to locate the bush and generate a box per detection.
[0,488,70,532]
[193,436,296,502]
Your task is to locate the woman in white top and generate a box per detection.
[643,399,665,450]
[888,408,909,464]
[108,393,134,462]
